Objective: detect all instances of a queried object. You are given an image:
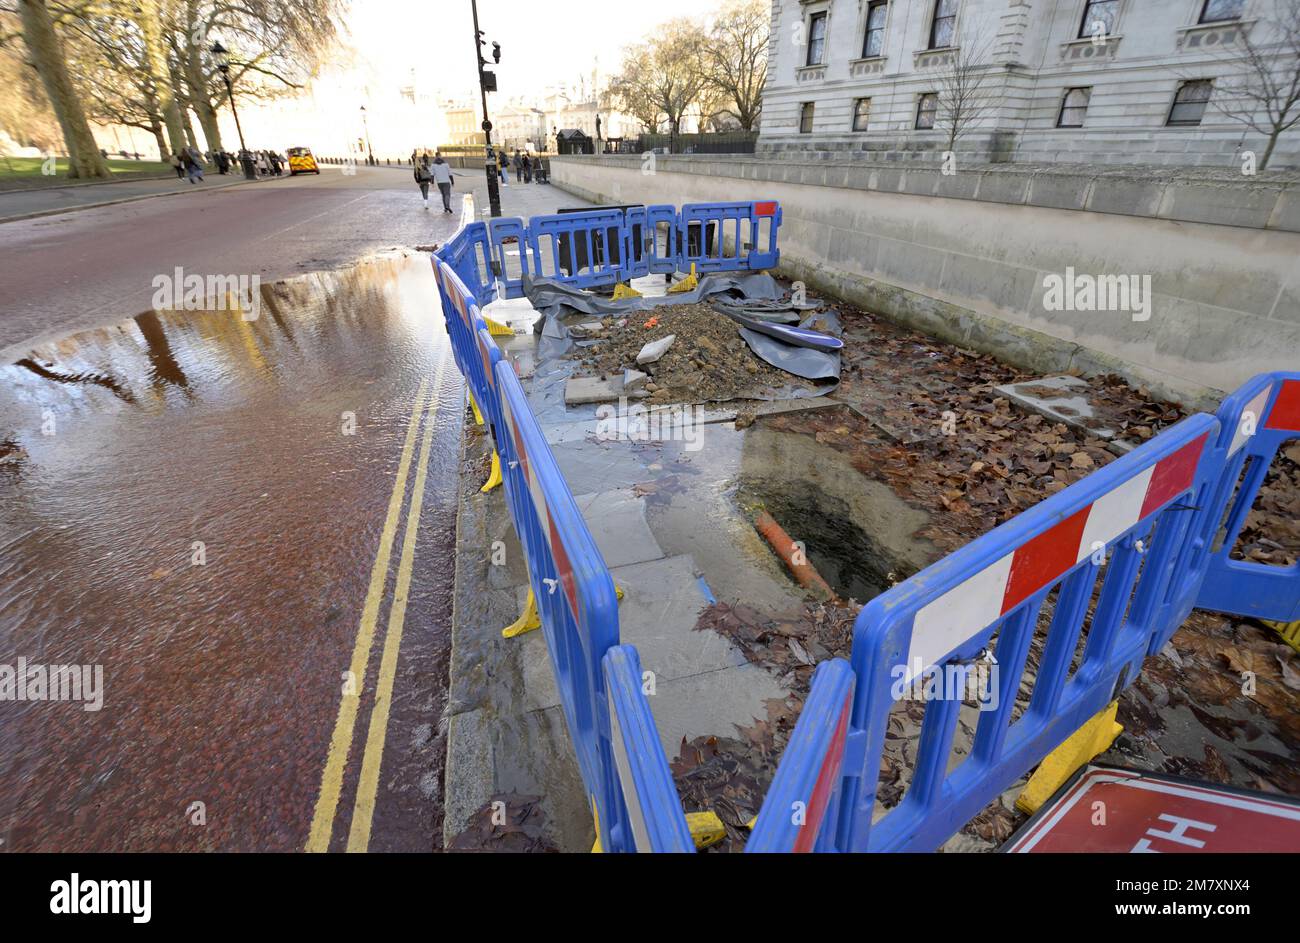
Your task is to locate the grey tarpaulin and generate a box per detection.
[735,307,843,381]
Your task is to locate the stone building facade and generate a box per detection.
[758,0,1300,168]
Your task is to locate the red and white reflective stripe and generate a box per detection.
[501,390,580,618]
[793,695,851,853]
[1264,379,1300,433]
[1230,383,1273,456]
[905,434,1208,682]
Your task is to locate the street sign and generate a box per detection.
[1005,764,1300,853]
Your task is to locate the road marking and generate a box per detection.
[305,376,430,853]
[346,355,447,852]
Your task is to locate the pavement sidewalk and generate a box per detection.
[0,171,266,223]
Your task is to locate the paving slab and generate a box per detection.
[571,488,664,568]
[518,553,747,713]
[994,375,1131,451]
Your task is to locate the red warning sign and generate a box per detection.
[1006,765,1300,853]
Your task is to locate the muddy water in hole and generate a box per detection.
[0,255,462,851]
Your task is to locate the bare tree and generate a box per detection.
[1208,0,1300,170]
[699,0,769,132]
[15,0,109,177]
[935,32,998,154]
[610,21,707,149]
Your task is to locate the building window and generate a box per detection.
[800,102,815,133]
[1168,79,1213,125]
[807,11,828,66]
[852,98,872,131]
[863,1,888,58]
[1200,0,1244,22]
[1077,0,1118,39]
[929,0,957,49]
[1057,87,1092,127]
[916,93,938,129]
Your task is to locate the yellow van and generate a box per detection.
[287,147,320,175]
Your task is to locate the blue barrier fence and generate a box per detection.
[433,196,703,852]
[752,371,1299,852]
[486,200,783,300]
[746,659,855,853]
[1196,373,1300,624]
[438,194,1294,853]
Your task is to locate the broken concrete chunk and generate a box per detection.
[623,368,648,392]
[636,333,676,365]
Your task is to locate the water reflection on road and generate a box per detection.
[0,254,462,851]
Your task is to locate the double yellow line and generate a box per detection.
[306,358,445,853]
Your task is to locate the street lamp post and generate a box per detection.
[208,42,256,182]
[360,105,374,165]
[210,42,257,181]
[471,0,502,218]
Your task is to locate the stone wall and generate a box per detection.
[550,154,1300,408]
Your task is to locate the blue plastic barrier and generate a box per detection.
[526,209,628,289]
[679,201,782,273]
[832,414,1219,852]
[623,204,681,278]
[493,359,629,849]
[602,645,695,852]
[746,659,855,853]
[487,217,531,300]
[1196,372,1300,623]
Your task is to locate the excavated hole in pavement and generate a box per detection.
[736,476,916,604]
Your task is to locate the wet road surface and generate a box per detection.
[0,165,483,360]
[0,255,465,851]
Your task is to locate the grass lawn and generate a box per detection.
[0,156,174,190]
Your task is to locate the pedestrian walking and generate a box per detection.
[498,149,508,187]
[169,153,184,179]
[216,151,230,175]
[513,150,523,183]
[522,153,532,184]
[414,154,433,209]
[430,153,455,214]
[182,147,205,184]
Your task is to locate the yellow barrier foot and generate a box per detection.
[686,811,726,850]
[469,395,485,427]
[483,316,513,336]
[1016,699,1123,815]
[1264,619,1300,655]
[502,588,541,639]
[612,282,643,301]
[480,451,503,494]
[667,264,699,295]
[615,585,624,602]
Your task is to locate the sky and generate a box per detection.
[205,0,717,159]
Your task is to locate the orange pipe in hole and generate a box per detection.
[753,510,837,601]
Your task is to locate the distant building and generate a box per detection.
[495,103,549,152]
[759,0,1300,168]
[442,102,484,147]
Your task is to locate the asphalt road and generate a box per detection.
[0,165,485,362]
[0,165,488,851]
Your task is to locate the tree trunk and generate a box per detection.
[18,0,111,179]
[1261,130,1279,171]
[150,120,168,161]
[183,26,223,153]
[138,0,185,158]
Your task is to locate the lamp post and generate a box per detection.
[211,42,257,180]
[471,0,502,217]
[360,105,374,165]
